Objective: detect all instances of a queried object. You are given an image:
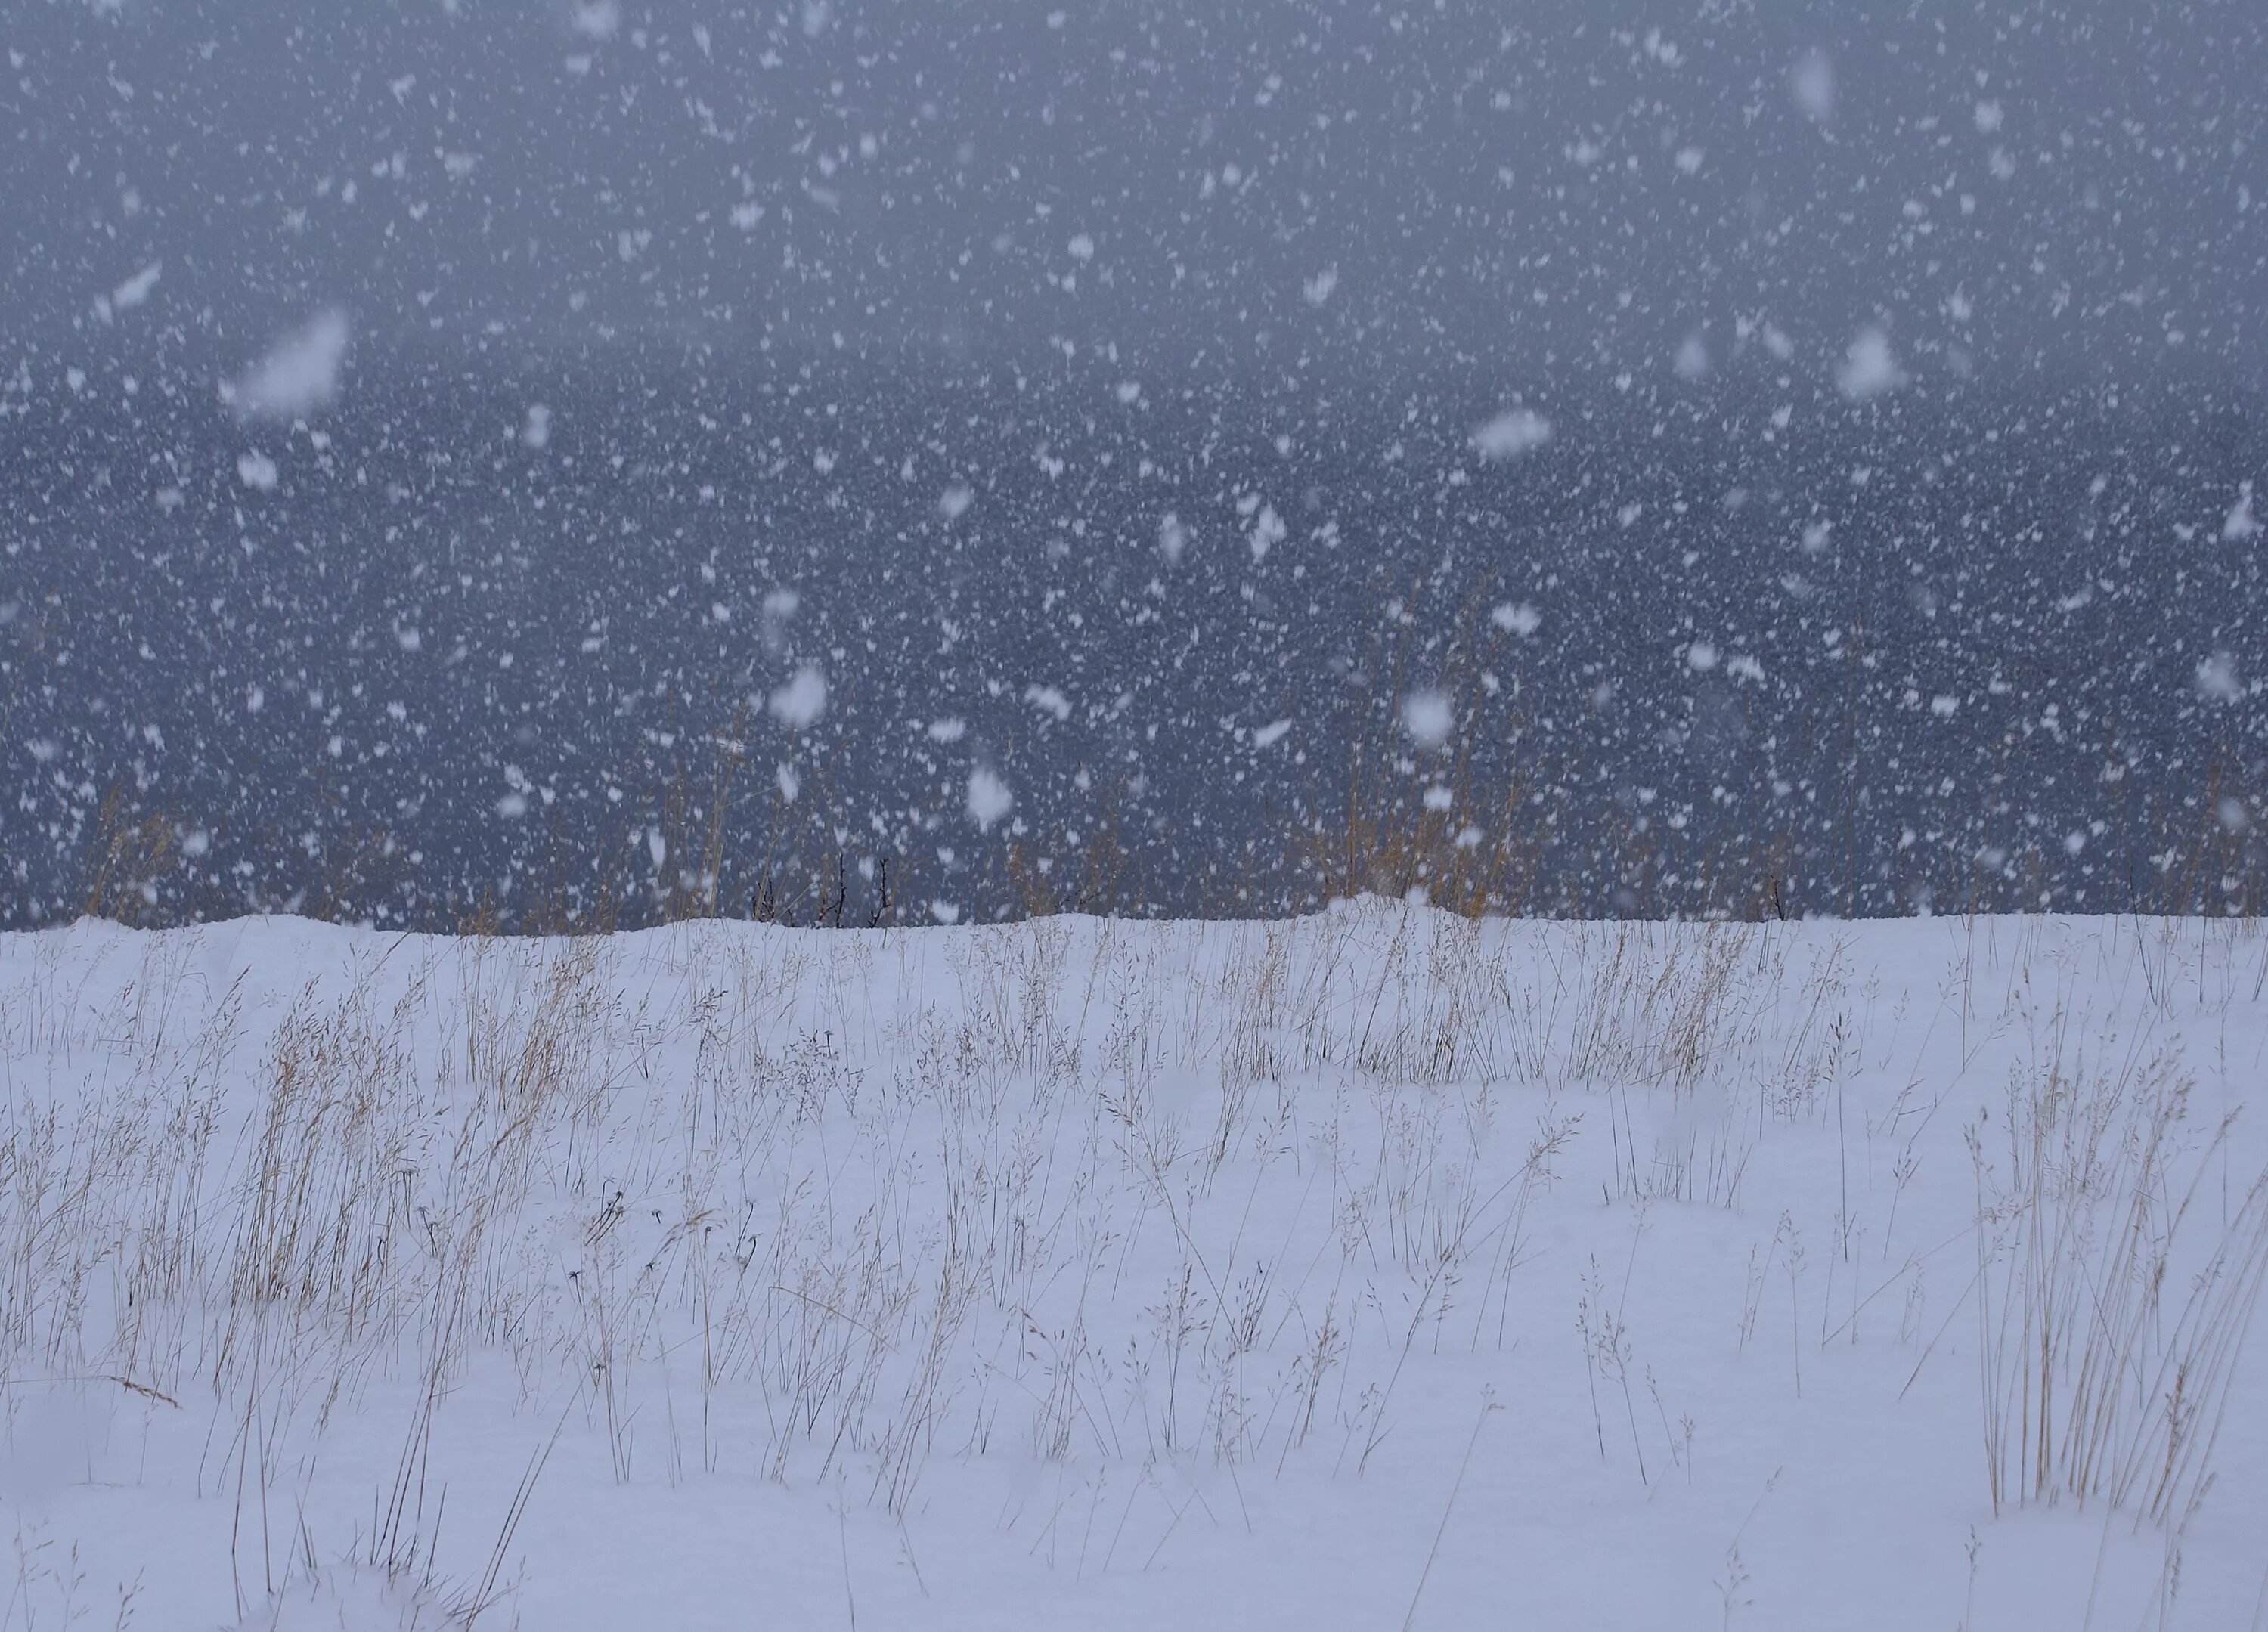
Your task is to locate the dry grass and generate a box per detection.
[1970,1018,2268,1528]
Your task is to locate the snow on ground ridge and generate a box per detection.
[0,908,2263,1631]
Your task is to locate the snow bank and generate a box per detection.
[1,907,2263,1630]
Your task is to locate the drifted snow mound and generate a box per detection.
[7,909,2264,1631]
[228,1569,469,1632]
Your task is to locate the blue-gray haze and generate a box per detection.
[2,2,2263,926]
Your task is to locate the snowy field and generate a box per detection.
[2,906,2264,1630]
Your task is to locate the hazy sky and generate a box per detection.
[7,1,2264,388]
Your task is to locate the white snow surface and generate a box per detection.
[2,908,2264,1631]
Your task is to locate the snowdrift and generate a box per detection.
[2,906,2263,1630]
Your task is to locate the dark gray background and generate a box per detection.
[8,1,2264,385]
[3,3,2265,929]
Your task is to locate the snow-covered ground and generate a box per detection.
[2,906,2263,1630]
